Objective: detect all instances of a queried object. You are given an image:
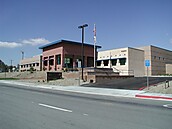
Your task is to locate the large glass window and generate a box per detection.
[103,60,109,66]
[119,58,126,65]
[96,61,101,66]
[56,54,61,65]
[64,58,73,68]
[111,59,117,66]
[65,58,70,64]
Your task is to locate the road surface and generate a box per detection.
[0,82,171,129]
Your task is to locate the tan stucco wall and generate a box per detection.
[166,64,172,74]
[139,45,172,75]
[97,47,144,76]
[128,48,144,77]
[138,46,152,76]
[20,55,42,72]
[97,48,128,72]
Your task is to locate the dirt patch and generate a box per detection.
[144,81,172,94]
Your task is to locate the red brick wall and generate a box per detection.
[63,43,94,67]
[41,42,95,71]
[42,46,63,71]
[63,43,94,56]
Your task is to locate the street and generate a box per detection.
[0,82,172,129]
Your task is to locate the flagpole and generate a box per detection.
[94,41,96,68]
[93,24,96,68]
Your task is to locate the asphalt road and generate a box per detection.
[0,83,172,129]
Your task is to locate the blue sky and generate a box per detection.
[0,0,172,65]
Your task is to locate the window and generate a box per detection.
[111,59,117,66]
[44,60,48,66]
[65,58,70,64]
[103,60,109,66]
[119,58,126,65]
[97,61,101,66]
[49,59,54,65]
[33,63,35,67]
[56,54,61,65]
[64,58,72,68]
[87,57,94,67]
[36,63,39,66]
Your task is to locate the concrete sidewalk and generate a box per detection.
[0,80,172,101]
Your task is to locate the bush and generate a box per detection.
[30,66,34,73]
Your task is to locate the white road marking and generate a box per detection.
[163,104,172,109]
[38,103,73,113]
[83,113,88,116]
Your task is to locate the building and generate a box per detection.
[139,45,172,75]
[20,55,42,72]
[97,45,172,76]
[97,47,145,77]
[39,39,101,71]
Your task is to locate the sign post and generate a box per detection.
[145,60,150,90]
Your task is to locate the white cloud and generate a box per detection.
[0,41,22,48]
[0,38,49,48]
[21,38,49,45]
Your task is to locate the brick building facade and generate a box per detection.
[39,39,101,71]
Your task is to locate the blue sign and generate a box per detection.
[145,60,150,67]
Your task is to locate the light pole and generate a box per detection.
[21,51,24,60]
[78,24,88,80]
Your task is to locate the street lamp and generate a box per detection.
[78,24,88,80]
[21,51,24,60]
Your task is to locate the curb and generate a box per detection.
[135,94,172,101]
[1,80,172,101]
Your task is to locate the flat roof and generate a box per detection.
[98,47,144,53]
[39,39,102,49]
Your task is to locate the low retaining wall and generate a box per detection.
[84,71,134,83]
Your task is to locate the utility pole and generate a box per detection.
[21,51,24,60]
[10,60,13,72]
